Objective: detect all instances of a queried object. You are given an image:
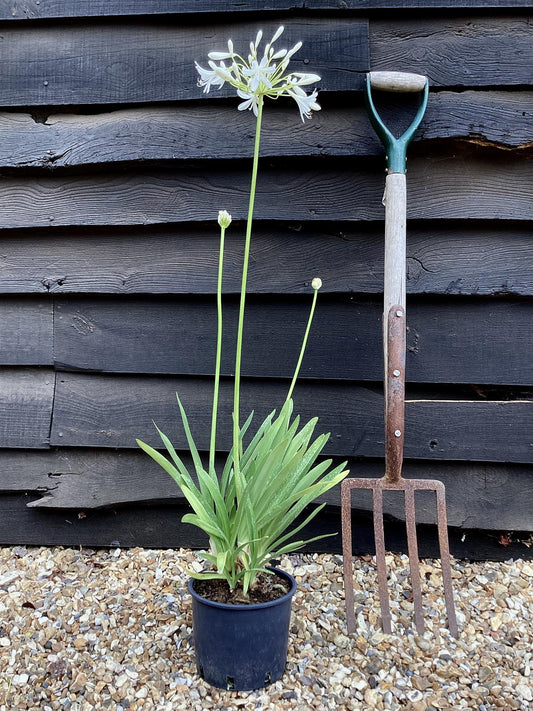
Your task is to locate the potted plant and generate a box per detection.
[137,26,348,691]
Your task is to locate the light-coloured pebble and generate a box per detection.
[0,546,531,710]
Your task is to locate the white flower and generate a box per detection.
[237,89,261,116]
[242,55,276,92]
[286,86,321,122]
[194,26,321,121]
[195,61,226,93]
[311,277,322,290]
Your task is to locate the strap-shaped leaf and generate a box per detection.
[153,426,198,492]
[178,480,227,535]
[195,469,232,540]
[221,410,255,494]
[269,501,329,553]
[176,394,205,477]
[188,570,226,581]
[136,439,183,488]
[272,531,336,558]
[181,512,226,541]
[266,433,331,513]
[273,467,348,537]
[240,409,274,469]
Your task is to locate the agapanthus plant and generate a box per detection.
[137,27,347,596]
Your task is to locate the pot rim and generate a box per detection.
[188,566,297,611]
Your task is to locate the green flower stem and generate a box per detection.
[209,221,227,476]
[286,285,319,402]
[233,97,264,495]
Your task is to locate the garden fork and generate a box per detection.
[341,71,458,638]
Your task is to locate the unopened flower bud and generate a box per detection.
[311,277,322,290]
[218,210,232,228]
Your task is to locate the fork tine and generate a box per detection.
[341,482,356,634]
[435,483,459,638]
[404,485,425,635]
[373,485,392,633]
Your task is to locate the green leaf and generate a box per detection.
[136,439,183,488]
[176,394,205,476]
[187,570,226,581]
[221,411,255,494]
[153,426,198,490]
[272,531,337,558]
[195,468,231,539]
[268,501,328,553]
[273,467,348,536]
[240,409,274,469]
[181,512,226,541]
[216,550,229,574]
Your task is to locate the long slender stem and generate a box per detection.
[232,97,264,495]
[286,285,319,402]
[209,222,227,475]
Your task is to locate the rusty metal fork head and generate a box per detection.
[341,306,458,638]
[341,476,458,638]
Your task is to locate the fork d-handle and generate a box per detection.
[366,71,429,175]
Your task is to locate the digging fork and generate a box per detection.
[341,71,458,638]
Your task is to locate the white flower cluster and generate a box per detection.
[195,26,321,122]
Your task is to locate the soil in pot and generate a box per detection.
[192,571,291,605]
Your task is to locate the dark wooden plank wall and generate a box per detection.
[1,1,530,21]
[0,1,531,547]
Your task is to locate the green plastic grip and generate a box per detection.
[365,73,429,174]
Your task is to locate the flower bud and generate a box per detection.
[218,210,232,228]
[311,277,322,290]
[208,51,233,60]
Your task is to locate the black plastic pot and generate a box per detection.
[188,568,297,691]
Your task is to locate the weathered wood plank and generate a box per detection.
[1,495,531,557]
[49,373,533,463]
[371,17,533,87]
[17,448,532,531]
[339,0,533,5]
[54,296,533,387]
[0,298,52,364]
[1,156,533,230]
[0,450,61,493]
[0,226,531,296]
[0,19,368,107]
[2,91,531,169]
[0,369,54,448]
[420,91,533,150]
[0,106,376,168]
[0,168,379,228]
[0,494,207,548]
[1,0,528,21]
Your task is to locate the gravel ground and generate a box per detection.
[0,546,531,710]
